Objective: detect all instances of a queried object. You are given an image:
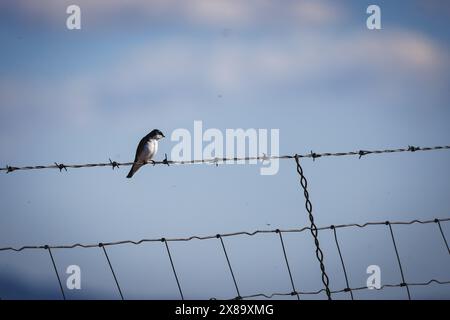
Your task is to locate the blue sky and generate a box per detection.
[0,0,449,299]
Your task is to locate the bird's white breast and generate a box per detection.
[139,139,158,162]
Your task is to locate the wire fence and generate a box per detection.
[0,217,449,300]
[1,144,450,300]
[1,145,449,173]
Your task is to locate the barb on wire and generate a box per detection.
[294,154,331,300]
[358,150,369,159]
[1,144,449,173]
[6,165,18,173]
[109,159,119,170]
[162,153,170,166]
[309,151,321,161]
[54,162,67,172]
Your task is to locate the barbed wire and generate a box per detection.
[1,145,449,173]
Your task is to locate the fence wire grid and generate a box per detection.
[1,144,450,300]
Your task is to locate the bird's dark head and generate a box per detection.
[148,129,165,140]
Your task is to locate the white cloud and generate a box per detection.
[5,0,344,28]
[292,0,345,26]
[386,31,443,68]
[185,0,253,26]
[0,23,447,131]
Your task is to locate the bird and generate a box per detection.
[127,129,165,178]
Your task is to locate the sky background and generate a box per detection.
[0,0,449,300]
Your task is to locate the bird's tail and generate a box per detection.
[126,164,142,178]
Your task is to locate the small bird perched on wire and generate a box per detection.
[127,129,165,178]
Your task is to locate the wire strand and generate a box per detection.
[163,239,184,300]
[46,246,66,300]
[2,145,449,173]
[277,230,300,300]
[236,279,450,300]
[294,155,331,299]
[387,223,411,300]
[436,219,450,254]
[101,244,124,300]
[218,235,241,300]
[1,217,448,252]
[331,227,354,300]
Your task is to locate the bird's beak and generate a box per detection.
[162,133,165,138]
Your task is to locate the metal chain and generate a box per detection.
[294,155,332,300]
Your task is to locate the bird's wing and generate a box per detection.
[133,137,148,163]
